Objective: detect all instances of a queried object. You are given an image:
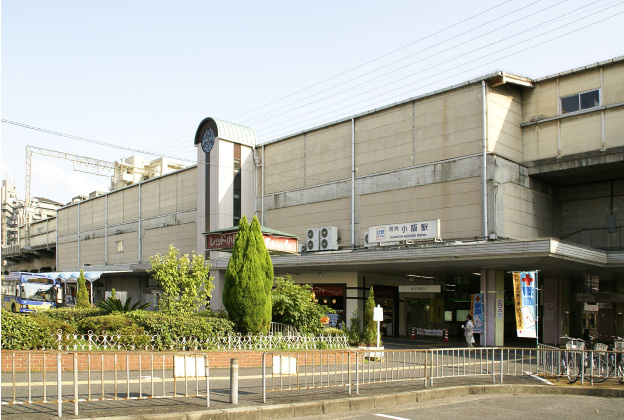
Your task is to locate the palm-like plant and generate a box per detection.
[97,296,151,314]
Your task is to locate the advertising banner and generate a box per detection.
[512,271,537,338]
[470,293,485,333]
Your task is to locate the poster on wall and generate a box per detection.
[470,294,485,333]
[512,271,537,338]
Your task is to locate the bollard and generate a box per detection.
[230,358,239,404]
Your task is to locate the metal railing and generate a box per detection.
[269,322,298,336]
[50,329,349,352]
[1,352,211,417]
[262,347,624,402]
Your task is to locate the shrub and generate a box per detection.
[345,306,362,345]
[363,286,381,346]
[1,309,74,350]
[41,307,104,325]
[97,296,151,314]
[127,311,236,349]
[319,327,345,336]
[79,314,140,334]
[271,275,332,335]
[76,269,91,309]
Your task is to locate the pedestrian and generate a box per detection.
[462,314,475,348]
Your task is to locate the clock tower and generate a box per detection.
[194,117,257,309]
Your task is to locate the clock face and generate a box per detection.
[201,128,216,153]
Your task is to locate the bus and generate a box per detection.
[1,272,62,313]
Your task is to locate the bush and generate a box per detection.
[345,306,362,345]
[97,296,151,314]
[41,307,104,325]
[127,311,236,349]
[1,309,75,350]
[319,327,345,336]
[78,314,141,334]
[271,275,332,335]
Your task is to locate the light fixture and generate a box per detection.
[332,299,336,304]
[406,274,436,279]
[471,272,481,276]
[323,299,328,304]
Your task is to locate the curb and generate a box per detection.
[90,385,624,420]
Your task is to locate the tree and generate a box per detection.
[148,244,214,315]
[76,269,91,309]
[362,286,379,345]
[271,275,331,335]
[250,215,273,331]
[223,215,272,334]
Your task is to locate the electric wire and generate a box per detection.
[255,2,624,138]
[226,0,514,122]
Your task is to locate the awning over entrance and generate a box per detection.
[203,226,299,254]
[42,272,104,283]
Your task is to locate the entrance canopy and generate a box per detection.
[42,272,104,283]
[203,226,299,255]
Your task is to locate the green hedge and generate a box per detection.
[1,309,75,350]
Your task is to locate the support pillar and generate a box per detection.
[481,269,504,347]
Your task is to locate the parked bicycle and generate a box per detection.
[583,340,609,383]
[559,335,585,383]
[606,336,624,384]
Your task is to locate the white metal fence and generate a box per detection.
[53,330,349,351]
[262,346,624,402]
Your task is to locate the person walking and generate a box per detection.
[462,314,475,348]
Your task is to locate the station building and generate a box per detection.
[53,56,624,346]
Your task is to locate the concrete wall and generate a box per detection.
[57,167,197,270]
[259,83,487,247]
[522,61,624,161]
[559,179,624,249]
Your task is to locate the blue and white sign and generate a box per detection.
[471,293,485,334]
[368,219,441,243]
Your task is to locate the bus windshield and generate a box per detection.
[20,283,55,302]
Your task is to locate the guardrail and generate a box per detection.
[1,352,210,417]
[3,347,622,417]
[262,347,624,402]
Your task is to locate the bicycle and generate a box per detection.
[606,336,624,384]
[583,341,609,383]
[559,335,585,383]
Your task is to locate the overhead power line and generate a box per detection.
[1,119,195,163]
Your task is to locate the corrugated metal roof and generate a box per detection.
[195,117,257,147]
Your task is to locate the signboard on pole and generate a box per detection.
[470,293,485,333]
[512,271,537,338]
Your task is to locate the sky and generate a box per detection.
[2,0,623,205]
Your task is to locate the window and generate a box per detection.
[116,240,124,253]
[560,89,600,114]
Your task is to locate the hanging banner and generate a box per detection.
[470,294,485,333]
[512,271,537,338]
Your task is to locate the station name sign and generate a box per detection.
[206,232,298,254]
[368,219,441,243]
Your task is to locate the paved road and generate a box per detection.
[296,394,624,420]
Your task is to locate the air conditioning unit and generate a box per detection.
[306,228,319,251]
[319,226,339,250]
[364,232,376,248]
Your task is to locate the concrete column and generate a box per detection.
[481,269,504,347]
